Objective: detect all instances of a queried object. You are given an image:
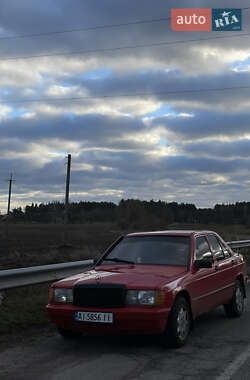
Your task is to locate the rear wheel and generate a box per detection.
[162,296,192,348]
[57,327,81,339]
[224,279,244,318]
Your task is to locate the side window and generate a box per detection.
[219,240,231,258]
[207,235,225,261]
[195,236,211,260]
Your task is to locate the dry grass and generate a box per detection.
[0,222,120,269]
[0,283,52,343]
[0,222,250,270]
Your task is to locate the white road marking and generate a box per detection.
[216,343,250,380]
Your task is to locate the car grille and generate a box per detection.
[73,283,126,308]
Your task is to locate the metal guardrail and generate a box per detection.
[226,240,250,249]
[0,259,94,291]
[0,239,250,291]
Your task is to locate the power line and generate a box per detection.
[0,17,172,41]
[1,32,250,62]
[2,84,250,105]
[1,6,250,42]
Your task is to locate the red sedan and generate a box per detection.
[46,230,247,347]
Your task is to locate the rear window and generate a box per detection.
[101,235,190,266]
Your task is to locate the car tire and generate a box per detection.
[162,296,192,348]
[57,327,80,339]
[224,279,245,318]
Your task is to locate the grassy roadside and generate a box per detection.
[0,283,52,344]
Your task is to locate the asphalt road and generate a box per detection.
[1,285,250,380]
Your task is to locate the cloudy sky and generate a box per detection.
[1,0,250,212]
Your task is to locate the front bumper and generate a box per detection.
[46,303,170,335]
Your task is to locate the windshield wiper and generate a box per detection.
[102,257,135,264]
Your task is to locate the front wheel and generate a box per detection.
[162,296,192,348]
[224,279,245,318]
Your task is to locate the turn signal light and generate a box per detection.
[49,287,54,303]
[155,290,166,306]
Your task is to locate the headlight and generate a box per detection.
[125,290,165,306]
[52,288,73,303]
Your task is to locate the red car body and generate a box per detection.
[46,230,247,344]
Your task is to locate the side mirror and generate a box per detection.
[194,255,213,269]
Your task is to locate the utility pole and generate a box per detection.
[64,154,71,224]
[5,173,15,239]
[7,173,15,215]
[64,154,71,243]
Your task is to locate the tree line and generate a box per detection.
[5,199,250,227]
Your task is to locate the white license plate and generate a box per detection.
[75,311,113,324]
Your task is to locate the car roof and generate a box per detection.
[125,230,215,237]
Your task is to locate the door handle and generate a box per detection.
[231,259,236,265]
[215,264,219,271]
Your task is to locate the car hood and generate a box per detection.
[55,265,188,289]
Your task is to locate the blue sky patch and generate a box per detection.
[232,56,250,72]
[60,83,74,88]
[82,68,113,80]
[8,109,28,118]
[144,105,173,118]
[159,137,167,146]
[63,112,75,119]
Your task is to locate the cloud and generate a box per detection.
[182,139,250,158]
[152,110,250,141]
[1,0,250,210]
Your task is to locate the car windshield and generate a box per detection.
[100,235,190,267]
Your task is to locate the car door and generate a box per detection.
[206,234,235,305]
[190,235,220,317]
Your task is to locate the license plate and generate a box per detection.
[74,311,113,324]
